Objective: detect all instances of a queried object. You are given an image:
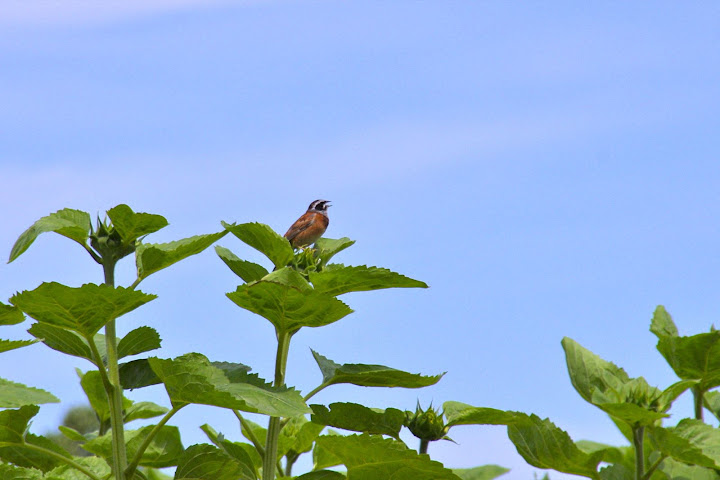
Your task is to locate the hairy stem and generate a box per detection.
[419,439,430,455]
[125,404,185,479]
[233,410,266,457]
[262,331,291,480]
[102,259,128,480]
[632,426,645,480]
[693,386,705,421]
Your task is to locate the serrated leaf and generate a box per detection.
[9,208,91,263]
[0,302,25,325]
[262,266,312,291]
[313,429,343,470]
[295,471,346,480]
[120,358,162,390]
[12,283,156,337]
[106,204,168,244]
[136,231,228,280]
[316,433,462,480]
[0,463,44,480]
[222,221,294,269]
[118,326,162,358]
[703,390,720,422]
[28,323,94,362]
[215,245,269,283]
[44,456,111,480]
[657,457,718,480]
[0,378,59,407]
[650,421,718,468]
[507,414,604,478]
[149,353,310,416]
[0,339,38,354]
[125,401,169,423]
[311,350,443,388]
[0,406,73,471]
[650,305,679,338]
[227,282,352,334]
[309,265,428,296]
[562,337,631,405]
[80,370,112,424]
[452,465,510,480]
[314,237,355,267]
[656,330,720,390]
[311,403,404,440]
[175,444,254,480]
[593,403,667,426]
[84,425,183,468]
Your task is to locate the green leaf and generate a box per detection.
[262,266,312,291]
[106,204,168,243]
[0,406,72,471]
[0,463,44,480]
[28,323,94,363]
[316,433,462,480]
[657,457,718,480]
[222,221,294,269]
[12,282,156,337]
[199,424,259,476]
[703,390,720,422]
[311,403,405,440]
[444,402,526,427]
[0,378,59,407]
[215,245,268,283]
[507,414,604,478]
[313,429,343,470]
[314,237,355,266]
[227,282,352,334]
[295,471,346,480]
[175,444,254,480]
[125,401,169,423]
[9,208,91,263]
[562,337,631,405]
[592,403,667,426]
[312,350,443,388]
[84,425,183,468]
[118,326,162,358]
[279,415,325,456]
[44,456,111,480]
[149,353,310,417]
[0,339,38,354]
[655,331,720,390]
[309,265,428,296]
[650,422,718,469]
[136,230,228,280]
[120,359,162,390]
[57,425,87,442]
[452,465,510,480]
[80,370,112,424]
[0,303,25,325]
[649,305,679,338]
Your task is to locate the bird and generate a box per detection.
[284,199,331,249]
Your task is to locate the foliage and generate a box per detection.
[3,204,718,480]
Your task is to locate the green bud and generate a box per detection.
[404,402,448,442]
[90,217,135,262]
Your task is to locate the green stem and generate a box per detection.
[102,259,128,480]
[419,439,429,455]
[262,331,291,480]
[303,382,329,403]
[0,441,101,480]
[642,454,667,480]
[125,404,185,479]
[693,386,705,421]
[233,410,266,457]
[632,426,645,480]
[284,452,299,477]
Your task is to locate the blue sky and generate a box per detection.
[1,2,720,478]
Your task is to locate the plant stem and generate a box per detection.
[0,442,101,480]
[632,426,645,480]
[693,386,704,421]
[125,404,185,479]
[419,439,429,455]
[303,382,329,403]
[102,259,128,480]
[262,331,291,480]
[233,410,266,457]
[642,454,667,480]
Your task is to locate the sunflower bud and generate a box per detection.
[404,402,449,442]
[90,217,135,262]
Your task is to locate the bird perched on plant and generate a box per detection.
[284,199,331,249]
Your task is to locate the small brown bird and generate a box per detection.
[284,199,331,249]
